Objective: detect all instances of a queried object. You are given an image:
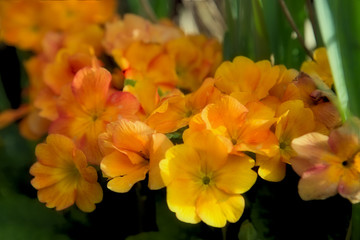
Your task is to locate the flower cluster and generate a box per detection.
[1,0,359,229]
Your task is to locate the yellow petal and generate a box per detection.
[256,154,286,182]
[183,130,230,172]
[196,187,245,227]
[166,178,202,224]
[214,155,257,194]
[148,133,173,190]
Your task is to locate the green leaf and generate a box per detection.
[124,79,137,87]
[238,220,258,240]
[314,0,349,121]
[262,0,307,68]
[0,190,69,240]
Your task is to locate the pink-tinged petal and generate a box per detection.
[298,164,341,200]
[166,178,202,224]
[105,91,140,121]
[148,133,173,190]
[214,155,257,194]
[291,132,336,165]
[311,102,341,129]
[257,153,286,182]
[107,166,149,193]
[72,67,111,112]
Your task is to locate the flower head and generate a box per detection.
[30,134,103,212]
[291,118,360,203]
[160,130,257,227]
[50,66,140,165]
[99,119,173,192]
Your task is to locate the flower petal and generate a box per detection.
[166,178,202,224]
[107,166,148,193]
[214,155,257,194]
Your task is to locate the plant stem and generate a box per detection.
[278,0,314,60]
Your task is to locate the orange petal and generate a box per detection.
[75,179,103,212]
[107,166,148,193]
[72,67,111,112]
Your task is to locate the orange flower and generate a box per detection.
[99,119,173,192]
[187,95,278,157]
[146,78,222,133]
[214,56,280,105]
[165,35,222,91]
[301,47,333,87]
[160,130,257,227]
[30,134,103,212]
[291,118,360,203]
[289,73,341,130]
[50,67,140,165]
[102,14,183,54]
[0,0,46,51]
[256,100,316,181]
[0,105,30,129]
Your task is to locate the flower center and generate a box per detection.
[202,176,211,185]
[279,141,287,150]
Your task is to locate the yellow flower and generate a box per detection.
[256,100,316,182]
[160,130,257,227]
[215,56,280,105]
[30,134,103,212]
[291,118,360,203]
[301,47,333,87]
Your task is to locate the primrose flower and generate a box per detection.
[291,73,341,130]
[30,134,103,212]
[146,78,222,133]
[50,66,140,165]
[166,35,222,91]
[160,130,257,228]
[187,95,278,157]
[99,119,173,192]
[256,100,316,182]
[0,0,46,51]
[214,56,280,105]
[102,14,183,54]
[301,47,333,87]
[291,119,360,203]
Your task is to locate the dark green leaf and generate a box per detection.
[238,220,258,240]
